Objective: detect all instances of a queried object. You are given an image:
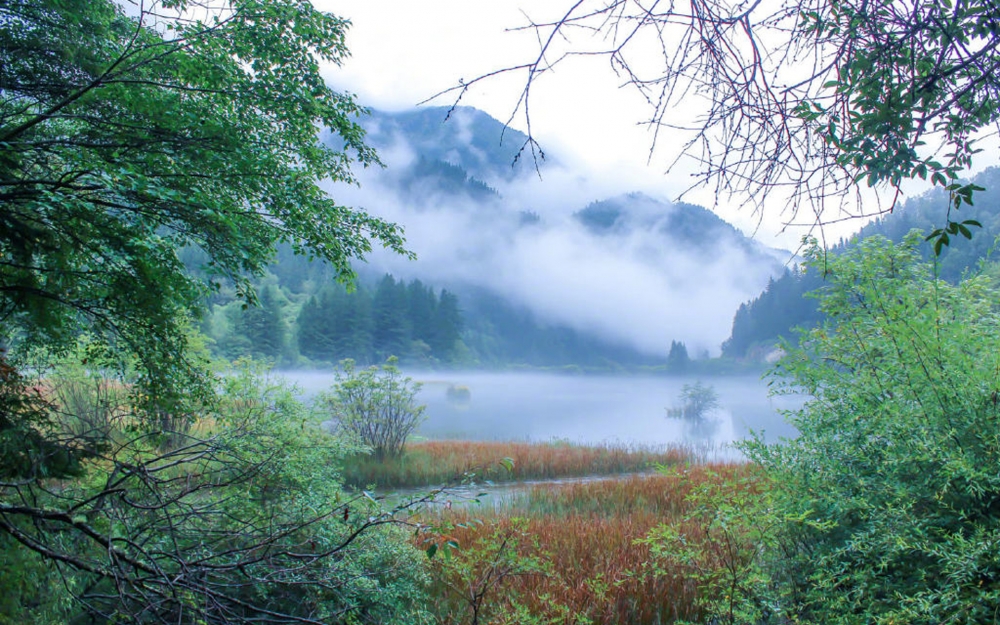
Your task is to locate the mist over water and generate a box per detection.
[287,370,799,456]
[322,107,789,358]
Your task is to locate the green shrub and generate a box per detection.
[319,358,426,460]
[0,359,434,624]
[742,234,1000,624]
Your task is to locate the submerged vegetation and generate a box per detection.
[667,381,720,420]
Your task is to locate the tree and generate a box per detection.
[666,340,690,373]
[297,291,339,361]
[407,279,437,346]
[672,380,719,419]
[233,282,287,360]
[722,266,826,359]
[320,358,426,461]
[335,285,376,361]
[0,0,409,406]
[297,283,375,364]
[372,275,412,360]
[440,0,1000,230]
[737,234,1000,623]
[0,1,435,622]
[429,288,462,360]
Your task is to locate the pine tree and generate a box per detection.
[333,285,374,363]
[429,289,462,360]
[407,280,437,346]
[297,286,339,361]
[666,340,690,373]
[237,284,286,360]
[372,275,411,360]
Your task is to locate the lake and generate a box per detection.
[283,370,800,456]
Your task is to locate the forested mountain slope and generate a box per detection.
[203,106,788,368]
[723,167,1000,358]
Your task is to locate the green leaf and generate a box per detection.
[933,234,948,256]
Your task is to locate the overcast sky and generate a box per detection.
[312,1,1000,248]
[315,1,805,238]
[320,1,659,170]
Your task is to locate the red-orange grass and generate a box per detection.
[424,463,753,625]
[344,440,692,489]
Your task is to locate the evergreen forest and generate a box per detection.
[723,166,1000,358]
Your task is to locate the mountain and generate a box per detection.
[574,193,778,263]
[722,166,1000,359]
[352,106,791,358]
[364,106,534,183]
[203,105,790,367]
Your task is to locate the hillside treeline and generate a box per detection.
[723,166,1000,358]
[203,261,667,370]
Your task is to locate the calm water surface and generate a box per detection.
[284,371,800,454]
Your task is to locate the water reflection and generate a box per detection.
[672,411,722,441]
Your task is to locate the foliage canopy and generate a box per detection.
[0,2,442,623]
[0,0,408,403]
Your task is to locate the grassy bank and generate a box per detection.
[342,440,693,489]
[421,464,754,625]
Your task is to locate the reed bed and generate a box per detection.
[518,471,701,518]
[343,439,693,489]
[423,463,754,625]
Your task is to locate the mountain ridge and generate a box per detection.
[336,105,790,358]
[722,166,1000,359]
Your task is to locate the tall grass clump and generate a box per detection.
[422,463,755,625]
[343,439,692,489]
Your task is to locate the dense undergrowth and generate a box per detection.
[6,236,1000,624]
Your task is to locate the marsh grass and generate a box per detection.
[423,464,753,625]
[342,439,692,489]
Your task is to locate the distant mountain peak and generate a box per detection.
[363,106,537,183]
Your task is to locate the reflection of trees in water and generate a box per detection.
[679,412,721,441]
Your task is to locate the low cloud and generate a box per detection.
[324,114,784,357]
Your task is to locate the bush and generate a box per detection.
[320,358,426,460]
[0,358,435,624]
[639,467,775,625]
[740,234,1000,624]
